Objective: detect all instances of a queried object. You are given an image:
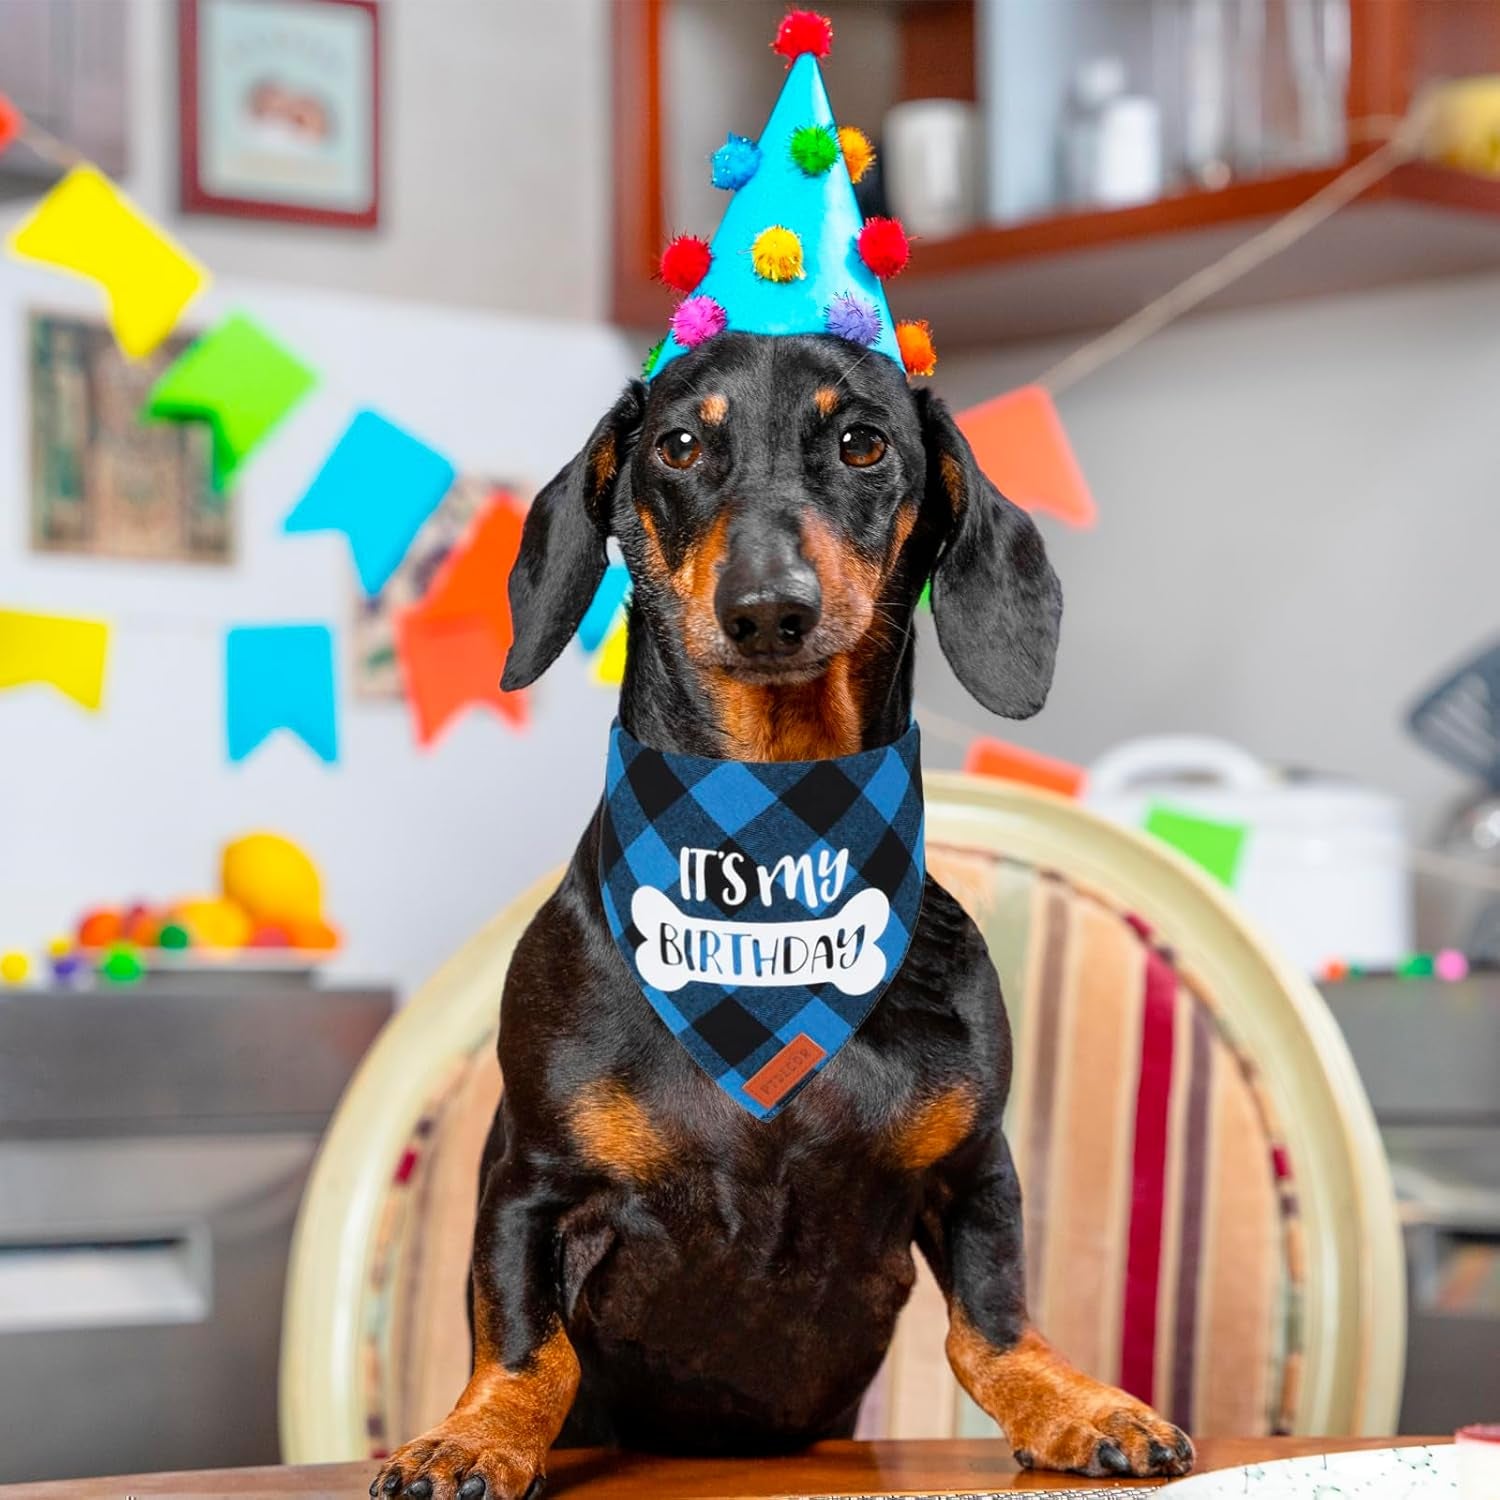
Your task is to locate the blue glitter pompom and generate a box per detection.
[825,292,881,347]
[711,132,761,190]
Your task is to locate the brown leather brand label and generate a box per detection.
[743,1033,826,1109]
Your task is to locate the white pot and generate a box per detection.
[1085,736,1412,974]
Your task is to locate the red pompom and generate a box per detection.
[659,234,713,294]
[857,217,911,279]
[772,10,833,62]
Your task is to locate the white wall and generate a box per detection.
[918,271,1500,853]
[0,265,635,994]
[0,0,611,322]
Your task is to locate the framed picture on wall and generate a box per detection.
[28,311,233,565]
[178,0,380,229]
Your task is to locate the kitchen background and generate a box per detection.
[2,0,1500,1486]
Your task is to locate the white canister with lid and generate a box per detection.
[1085,735,1412,973]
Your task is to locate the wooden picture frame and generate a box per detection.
[178,0,381,230]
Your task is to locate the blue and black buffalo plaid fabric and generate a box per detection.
[599,719,925,1119]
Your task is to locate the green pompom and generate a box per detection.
[100,944,145,983]
[789,123,839,176]
[158,921,191,951]
[641,337,665,379]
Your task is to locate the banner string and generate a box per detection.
[1036,106,1433,395]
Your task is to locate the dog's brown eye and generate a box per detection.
[840,425,886,468]
[657,429,701,470]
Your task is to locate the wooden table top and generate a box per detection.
[0,1437,1447,1500]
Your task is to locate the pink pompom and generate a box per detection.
[1435,948,1470,982]
[670,295,727,349]
[772,10,833,62]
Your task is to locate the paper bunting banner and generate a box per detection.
[964,737,1085,798]
[394,493,528,745]
[0,93,23,155]
[956,385,1097,530]
[578,562,631,654]
[144,313,317,489]
[7,166,209,359]
[0,608,109,710]
[593,616,629,687]
[284,409,456,596]
[225,624,339,764]
[1143,803,1248,888]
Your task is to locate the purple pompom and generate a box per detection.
[670,295,728,349]
[825,292,881,347]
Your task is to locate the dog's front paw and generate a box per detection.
[370,1413,547,1500]
[1011,1388,1194,1479]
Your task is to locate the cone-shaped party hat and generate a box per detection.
[646,10,934,382]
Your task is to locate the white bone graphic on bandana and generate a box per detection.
[632,885,890,996]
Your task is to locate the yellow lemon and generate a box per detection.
[221,832,324,928]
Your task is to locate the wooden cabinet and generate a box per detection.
[611,0,1500,348]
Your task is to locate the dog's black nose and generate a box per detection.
[715,553,822,659]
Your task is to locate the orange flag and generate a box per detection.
[394,492,529,745]
[963,736,1085,798]
[955,384,1096,529]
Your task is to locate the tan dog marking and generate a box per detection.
[569,1080,673,1182]
[698,393,729,426]
[375,1319,581,1497]
[813,386,839,417]
[946,1312,1194,1477]
[589,432,619,493]
[890,1084,976,1170]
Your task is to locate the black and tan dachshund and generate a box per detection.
[371,332,1194,1500]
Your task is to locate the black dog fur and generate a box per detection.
[372,334,1191,1500]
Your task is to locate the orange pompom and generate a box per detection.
[896,319,937,378]
[659,234,713,294]
[857,216,910,278]
[289,916,341,952]
[772,10,833,61]
[78,908,123,948]
[838,126,876,184]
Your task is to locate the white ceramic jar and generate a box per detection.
[1086,735,1413,974]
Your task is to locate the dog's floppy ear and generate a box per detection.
[918,390,1062,719]
[502,382,645,691]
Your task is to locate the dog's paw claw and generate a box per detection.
[371,1423,543,1500]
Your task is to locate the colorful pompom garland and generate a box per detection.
[838,126,876,184]
[789,122,839,176]
[825,292,881,347]
[670,295,728,349]
[659,234,713,293]
[772,9,833,62]
[751,225,805,282]
[711,132,761,191]
[896,319,937,377]
[641,337,666,378]
[857,217,910,279]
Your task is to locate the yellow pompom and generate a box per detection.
[838,126,876,184]
[1,951,31,985]
[751,225,805,282]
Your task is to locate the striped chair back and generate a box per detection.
[858,847,1300,1441]
[282,778,1402,1463]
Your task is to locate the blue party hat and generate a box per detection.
[647,10,934,382]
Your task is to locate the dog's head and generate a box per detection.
[502,333,1061,730]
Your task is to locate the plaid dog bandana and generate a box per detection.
[599,719,925,1118]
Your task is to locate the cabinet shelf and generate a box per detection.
[612,0,1500,348]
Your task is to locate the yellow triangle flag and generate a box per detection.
[7,166,209,358]
[592,616,629,687]
[0,609,110,710]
